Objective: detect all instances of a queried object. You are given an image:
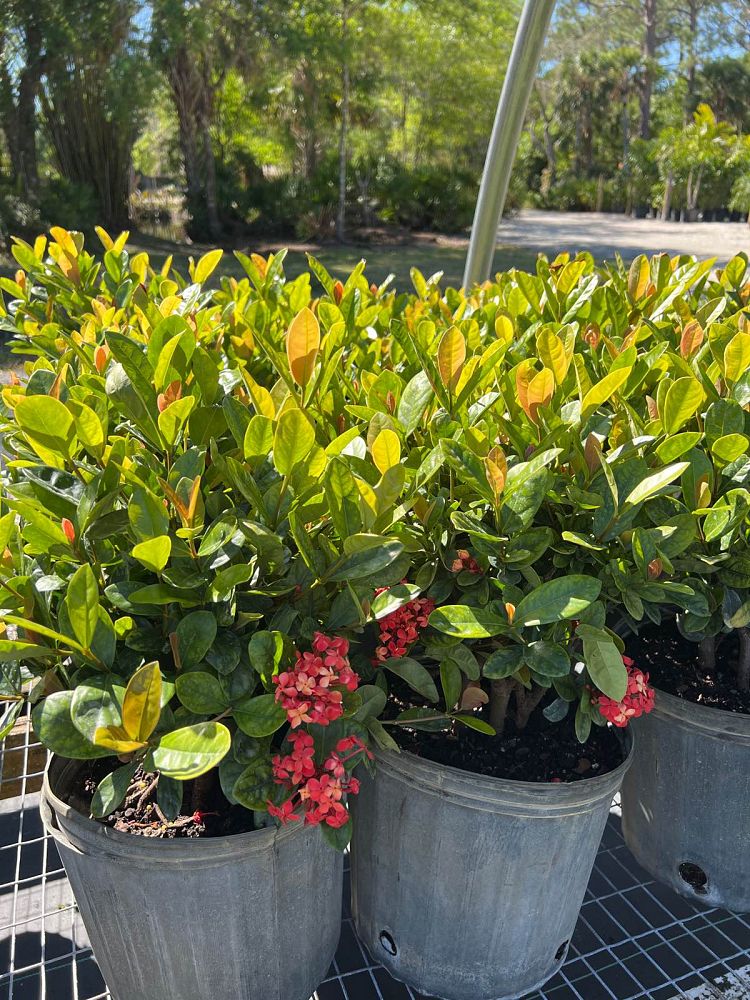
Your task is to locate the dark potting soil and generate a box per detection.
[387,677,626,783]
[68,760,255,839]
[627,622,750,716]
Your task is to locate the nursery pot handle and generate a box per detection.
[39,794,87,857]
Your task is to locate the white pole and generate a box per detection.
[463,0,557,287]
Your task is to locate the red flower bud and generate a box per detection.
[61,518,75,543]
[333,280,344,304]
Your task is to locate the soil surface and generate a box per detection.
[69,761,255,839]
[387,678,626,782]
[627,622,750,716]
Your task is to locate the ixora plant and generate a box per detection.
[0,230,421,1000]
[610,251,750,912]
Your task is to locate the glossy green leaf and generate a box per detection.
[65,565,100,650]
[175,611,218,669]
[382,656,439,702]
[175,671,228,715]
[514,576,601,626]
[152,722,231,779]
[131,535,171,573]
[273,409,315,475]
[579,625,627,701]
[91,762,137,818]
[429,605,507,638]
[33,691,112,759]
[233,693,287,737]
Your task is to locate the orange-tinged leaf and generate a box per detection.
[121,661,162,743]
[680,319,704,359]
[527,367,554,423]
[628,255,650,300]
[251,253,267,277]
[50,226,78,258]
[515,359,536,420]
[286,307,320,388]
[485,445,507,502]
[93,725,147,754]
[437,326,466,392]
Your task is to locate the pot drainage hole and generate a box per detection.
[379,930,397,956]
[555,941,569,962]
[678,861,708,894]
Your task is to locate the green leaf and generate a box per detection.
[514,576,601,626]
[233,693,287,737]
[232,756,274,810]
[575,704,592,743]
[65,565,100,650]
[13,394,76,467]
[157,775,183,821]
[440,660,462,709]
[483,646,525,679]
[273,409,315,475]
[382,657,439,701]
[622,462,689,507]
[152,722,231,779]
[91,762,137,818]
[321,816,352,851]
[329,538,404,582]
[247,630,284,686]
[71,678,124,741]
[243,415,274,462]
[655,432,702,464]
[711,433,749,464]
[324,456,362,540]
[524,641,570,678]
[453,714,495,736]
[175,671,228,714]
[131,535,171,573]
[397,371,433,435]
[158,396,196,447]
[429,605,507,639]
[371,584,421,620]
[129,487,169,540]
[175,611,218,669]
[580,367,631,421]
[662,378,704,435]
[33,691,112,759]
[353,684,387,721]
[579,626,627,701]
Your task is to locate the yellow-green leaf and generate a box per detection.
[628,255,651,300]
[580,367,631,421]
[121,661,162,743]
[131,535,172,573]
[662,378,704,435]
[536,327,569,384]
[437,326,465,392]
[286,307,320,387]
[192,249,223,284]
[372,429,401,474]
[273,408,316,475]
[724,332,750,383]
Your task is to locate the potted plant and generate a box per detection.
[0,230,402,1000]
[615,251,750,910]
[344,315,677,1000]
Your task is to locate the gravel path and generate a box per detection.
[498,210,750,264]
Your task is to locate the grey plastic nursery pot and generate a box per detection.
[41,756,343,1000]
[350,738,633,1000]
[621,687,750,912]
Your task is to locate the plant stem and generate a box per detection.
[737,628,750,692]
[514,682,546,730]
[489,678,512,736]
[699,635,716,673]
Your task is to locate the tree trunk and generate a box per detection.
[698,635,716,673]
[336,2,350,243]
[0,21,43,196]
[639,0,658,139]
[684,0,698,120]
[661,170,673,221]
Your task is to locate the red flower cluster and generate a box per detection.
[374,589,436,661]
[593,656,655,728]
[451,549,482,574]
[273,633,359,728]
[268,732,371,828]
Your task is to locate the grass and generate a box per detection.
[125,232,540,290]
[0,231,539,292]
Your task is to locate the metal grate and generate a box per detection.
[2,706,749,1000]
